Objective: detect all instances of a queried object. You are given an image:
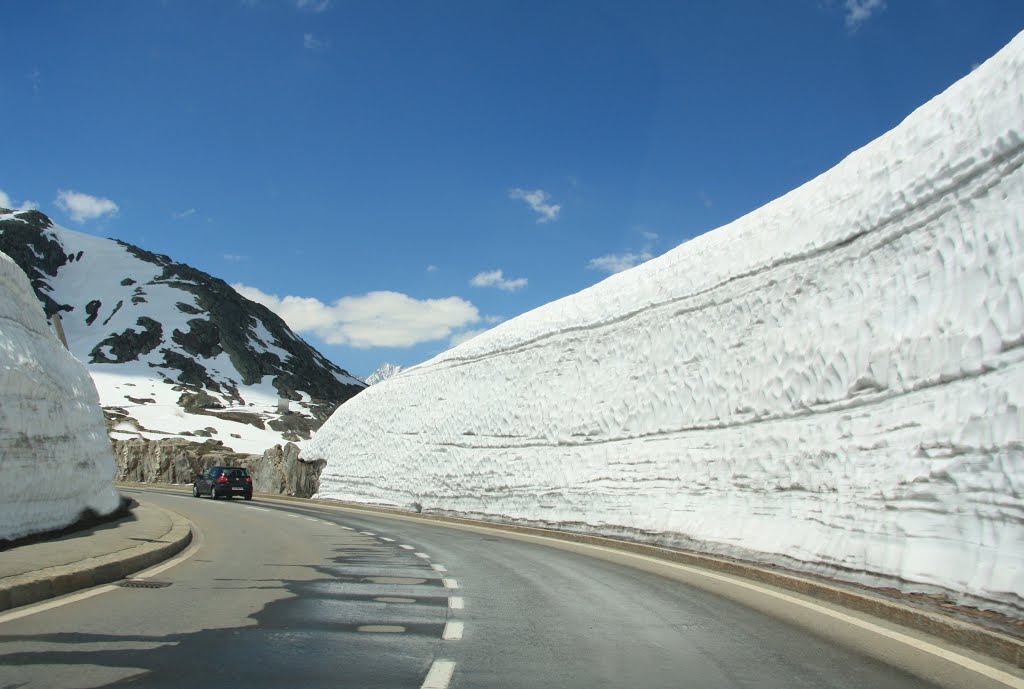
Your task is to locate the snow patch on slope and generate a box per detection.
[0,215,364,452]
[0,250,120,541]
[94,368,303,455]
[308,33,1024,614]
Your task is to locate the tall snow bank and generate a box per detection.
[308,34,1024,613]
[0,250,120,541]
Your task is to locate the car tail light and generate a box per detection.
[245,477,252,484]
[216,474,228,484]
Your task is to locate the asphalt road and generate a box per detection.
[0,488,945,689]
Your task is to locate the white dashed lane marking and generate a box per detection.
[448,596,464,610]
[421,660,456,689]
[431,564,447,573]
[442,578,459,590]
[415,552,431,559]
[399,544,415,550]
[357,624,406,634]
[442,620,464,641]
[361,531,376,536]
[379,537,395,542]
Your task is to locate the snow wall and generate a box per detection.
[308,34,1024,614]
[0,249,120,541]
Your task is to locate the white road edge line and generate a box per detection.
[421,659,456,689]
[132,520,205,580]
[553,538,1024,689]
[0,510,205,626]
[0,584,119,625]
[124,487,1023,688]
[431,564,448,573]
[442,620,464,641]
[448,596,464,610]
[442,578,459,590]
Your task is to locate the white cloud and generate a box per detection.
[587,250,653,275]
[233,284,480,349]
[845,0,885,30]
[471,269,528,292]
[296,0,331,12]
[640,230,659,241]
[224,254,245,262]
[303,33,327,51]
[173,208,196,219]
[0,190,38,211]
[509,188,560,223]
[55,190,119,223]
[426,264,440,273]
[698,191,713,209]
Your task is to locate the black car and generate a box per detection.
[193,466,253,500]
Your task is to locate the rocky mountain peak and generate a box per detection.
[366,362,403,386]
[0,208,365,452]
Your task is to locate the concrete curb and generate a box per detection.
[0,506,193,613]
[118,482,1023,669]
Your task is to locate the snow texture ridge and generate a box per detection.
[0,249,120,541]
[309,32,1024,614]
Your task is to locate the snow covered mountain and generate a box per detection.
[308,33,1024,615]
[365,363,403,386]
[0,209,365,453]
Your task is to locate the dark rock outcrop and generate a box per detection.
[111,438,326,497]
[89,317,163,363]
[0,210,71,317]
[0,209,365,423]
[177,390,224,410]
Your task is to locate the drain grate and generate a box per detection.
[117,579,172,589]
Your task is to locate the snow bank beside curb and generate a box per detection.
[309,33,1024,614]
[0,250,120,541]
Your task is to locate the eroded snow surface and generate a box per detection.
[309,33,1024,614]
[0,250,120,540]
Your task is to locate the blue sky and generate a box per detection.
[2,1,1022,379]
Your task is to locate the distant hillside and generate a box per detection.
[0,208,365,452]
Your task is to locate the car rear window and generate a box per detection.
[227,469,248,479]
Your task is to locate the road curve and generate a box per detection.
[0,488,977,689]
